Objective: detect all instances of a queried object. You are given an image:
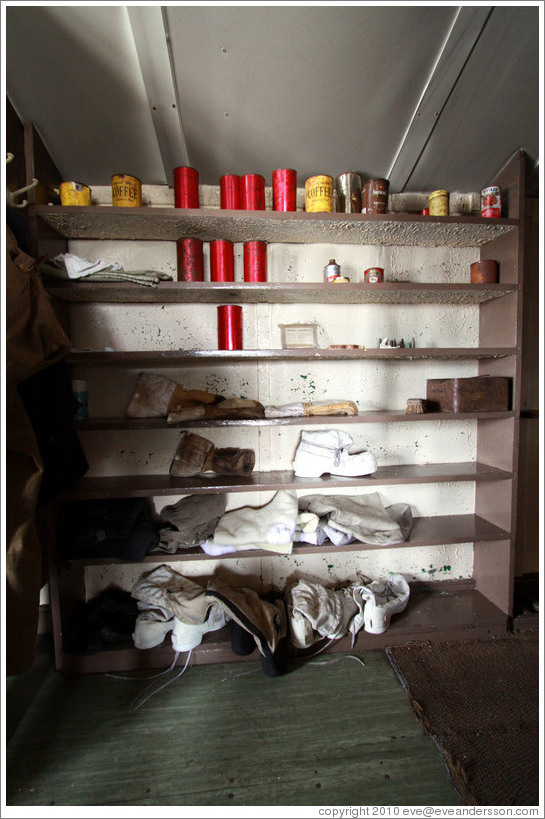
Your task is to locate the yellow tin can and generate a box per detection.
[428,189,450,216]
[59,181,92,206]
[305,174,334,212]
[111,174,142,207]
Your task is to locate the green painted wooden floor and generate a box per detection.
[5,637,463,808]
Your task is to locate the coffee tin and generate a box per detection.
[481,186,501,218]
[364,267,384,283]
[111,174,142,207]
[305,175,334,212]
[429,189,449,216]
[60,181,91,206]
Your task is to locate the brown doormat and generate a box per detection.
[386,632,540,806]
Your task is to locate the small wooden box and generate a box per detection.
[426,376,511,412]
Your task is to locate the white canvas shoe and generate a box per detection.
[171,603,229,652]
[354,574,410,635]
[133,607,175,650]
[293,429,377,478]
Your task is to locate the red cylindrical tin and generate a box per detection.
[470,260,499,283]
[220,174,241,209]
[363,267,384,283]
[176,238,204,282]
[174,166,199,208]
[244,241,267,282]
[210,240,235,282]
[420,208,430,216]
[240,174,265,210]
[217,305,242,350]
[481,186,501,218]
[272,168,297,211]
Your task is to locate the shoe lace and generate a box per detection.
[130,650,192,711]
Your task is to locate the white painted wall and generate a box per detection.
[70,187,479,599]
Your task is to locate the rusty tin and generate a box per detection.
[305,174,334,212]
[111,174,142,207]
[60,181,92,206]
[244,241,267,282]
[273,168,297,211]
[470,259,499,284]
[176,238,204,282]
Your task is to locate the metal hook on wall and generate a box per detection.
[7,178,39,209]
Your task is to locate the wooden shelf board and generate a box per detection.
[45,280,518,305]
[59,462,512,500]
[59,585,508,674]
[71,513,510,567]
[66,347,516,366]
[76,410,516,431]
[34,205,517,247]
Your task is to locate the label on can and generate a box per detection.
[112,174,142,207]
[305,175,334,212]
[481,186,501,218]
[60,181,91,206]
[364,267,384,283]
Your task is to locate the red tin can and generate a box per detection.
[174,166,199,208]
[220,174,241,209]
[244,241,267,282]
[217,305,242,350]
[240,173,265,210]
[273,168,297,211]
[481,186,501,218]
[176,238,204,281]
[364,267,384,283]
[210,240,235,282]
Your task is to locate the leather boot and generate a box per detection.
[211,447,255,476]
[169,432,216,477]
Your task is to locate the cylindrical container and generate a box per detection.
[72,379,88,420]
[210,240,235,282]
[174,166,199,208]
[362,179,389,214]
[332,276,351,283]
[429,189,450,216]
[335,172,362,213]
[217,305,242,350]
[305,175,334,212]
[272,168,297,211]
[220,174,241,209]
[243,241,267,282]
[324,259,341,282]
[240,174,265,210]
[481,186,501,218]
[470,260,499,284]
[60,181,92,206]
[363,267,384,283]
[420,207,430,215]
[111,174,142,207]
[176,238,204,282]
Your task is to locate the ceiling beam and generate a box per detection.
[127,5,189,182]
[388,5,493,191]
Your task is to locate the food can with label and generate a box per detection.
[361,179,389,214]
[60,181,92,206]
[244,241,267,281]
[111,174,142,207]
[305,174,334,212]
[428,189,449,216]
[481,186,501,218]
[363,267,384,283]
[324,259,341,282]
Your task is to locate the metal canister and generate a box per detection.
[217,305,243,350]
[243,240,267,282]
[220,174,241,209]
[59,181,92,206]
[240,174,265,210]
[429,189,449,216]
[111,174,142,207]
[481,186,501,218]
[305,175,334,212]
[176,238,204,282]
[335,172,362,213]
[364,267,384,283]
[210,240,235,282]
[174,166,199,208]
[361,179,389,214]
[324,259,341,282]
[272,168,297,211]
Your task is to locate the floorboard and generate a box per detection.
[5,637,463,808]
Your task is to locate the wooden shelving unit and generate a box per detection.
[39,150,526,673]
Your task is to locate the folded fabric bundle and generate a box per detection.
[156,493,227,553]
[298,492,412,546]
[265,399,358,418]
[202,490,298,555]
[293,512,328,546]
[40,253,173,287]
